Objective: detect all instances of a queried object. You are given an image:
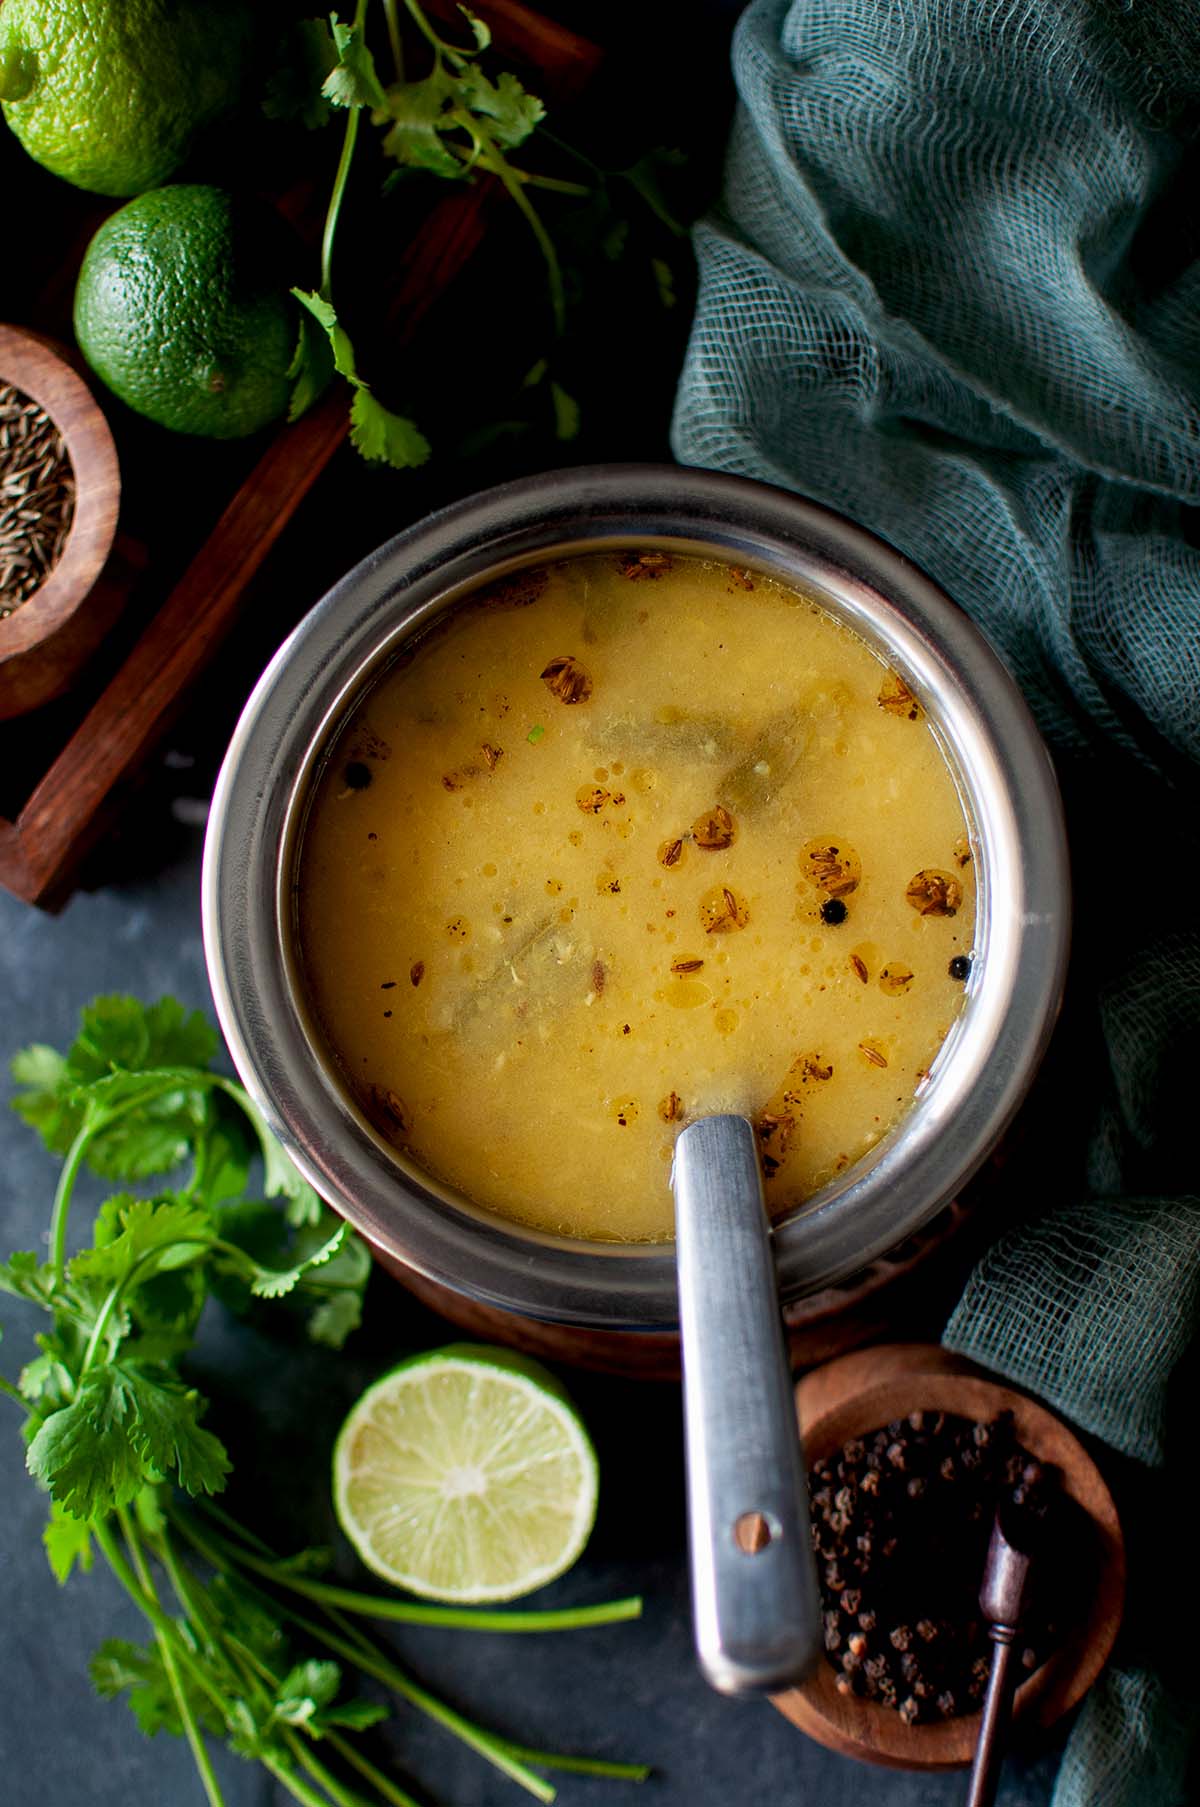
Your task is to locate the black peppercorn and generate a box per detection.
[809,1410,1085,1728]
[820,897,848,925]
[344,760,372,790]
[948,953,971,981]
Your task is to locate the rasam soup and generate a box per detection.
[296,552,975,1242]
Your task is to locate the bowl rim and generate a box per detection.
[202,463,1070,1330]
[0,323,120,658]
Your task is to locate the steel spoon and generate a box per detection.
[672,1113,822,1694]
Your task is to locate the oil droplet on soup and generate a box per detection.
[296,553,975,1242]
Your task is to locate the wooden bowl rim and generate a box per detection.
[772,1343,1126,1772]
[0,323,120,659]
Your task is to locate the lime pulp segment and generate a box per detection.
[333,1348,599,1604]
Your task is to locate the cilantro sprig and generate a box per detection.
[281,0,682,465]
[1,997,646,1807]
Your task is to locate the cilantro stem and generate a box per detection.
[262,1753,351,1807]
[453,112,565,333]
[381,0,405,81]
[314,0,373,305]
[399,0,449,60]
[321,79,362,301]
[290,1610,556,1804]
[49,1074,218,1286]
[284,1732,378,1807]
[325,1731,422,1807]
[0,1370,28,1408]
[104,1513,228,1807]
[49,1122,90,1286]
[172,1517,556,1804]
[444,140,589,196]
[193,1516,641,1631]
[493,1744,650,1783]
[157,1530,403,1807]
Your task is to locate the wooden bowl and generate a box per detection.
[772,1344,1125,1770]
[0,324,121,719]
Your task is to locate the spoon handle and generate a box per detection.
[966,1636,1018,1807]
[673,1113,822,1694]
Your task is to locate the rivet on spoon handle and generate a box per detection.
[673,1113,822,1694]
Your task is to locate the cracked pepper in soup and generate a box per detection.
[296,552,975,1242]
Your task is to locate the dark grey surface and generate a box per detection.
[0,844,1065,1806]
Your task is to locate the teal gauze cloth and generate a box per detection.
[672,2,1200,1802]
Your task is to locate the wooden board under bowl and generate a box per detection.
[0,1,602,908]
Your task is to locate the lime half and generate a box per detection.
[333,1344,599,1603]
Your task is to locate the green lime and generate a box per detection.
[333,1344,600,1603]
[73,186,295,440]
[0,0,252,197]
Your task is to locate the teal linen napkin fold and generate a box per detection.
[672,2,1200,1800]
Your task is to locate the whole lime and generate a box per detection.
[74,187,295,440]
[0,0,253,197]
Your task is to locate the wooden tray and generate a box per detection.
[0,1,602,909]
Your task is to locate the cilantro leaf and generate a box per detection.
[44,1499,95,1584]
[90,1637,223,1739]
[349,388,432,469]
[9,1044,73,1152]
[70,1197,215,1290]
[133,1481,168,1537]
[206,1574,289,1664]
[19,1352,58,1401]
[247,1223,348,1300]
[122,1367,231,1499]
[126,1266,208,1340]
[550,381,580,442]
[290,292,430,472]
[0,1250,53,1304]
[84,1085,211,1184]
[220,1076,324,1227]
[291,288,357,382]
[264,18,337,130]
[27,1370,146,1519]
[380,73,462,177]
[19,1331,75,1406]
[287,304,336,421]
[459,5,492,51]
[27,1365,230,1518]
[304,1290,363,1347]
[188,1106,254,1211]
[323,19,388,111]
[274,1658,341,1725]
[13,997,217,1178]
[68,997,217,1083]
[454,65,544,150]
[321,1698,390,1731]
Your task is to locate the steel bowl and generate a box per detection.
[202,464,1069,1332]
